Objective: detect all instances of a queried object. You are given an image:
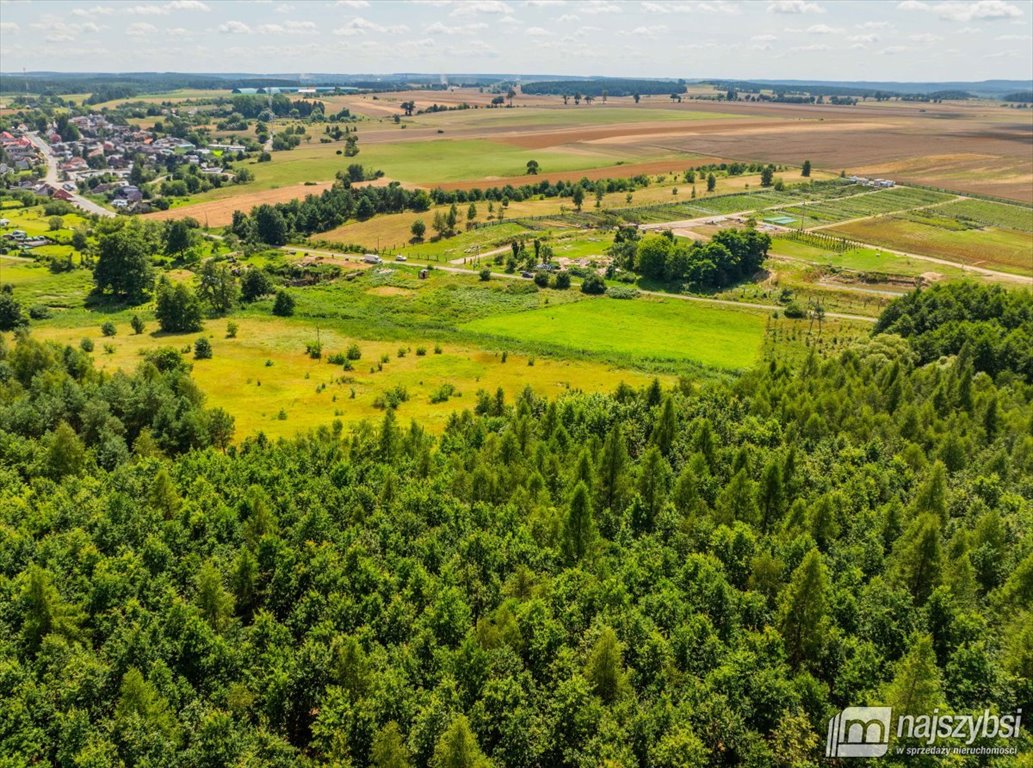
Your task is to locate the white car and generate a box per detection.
[395,255,407,262]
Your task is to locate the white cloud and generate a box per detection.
[0,21,19,32]
[126,21,157,35]
[425,20,488,34]
[333,16,410,35]
[856,20,892,29]
[557,13,580,21]
[879,44,913,54]
[525,0,565,5]
[768,0,823,13]
[450,0,512,15]
[218,20,252,33]
[334,0,370,6]
[274,3,295,11]
[996,32,1032,39]
[631,23,669,35]
[751,33,777,40]
[256,20,317,34]
[790,42,831,51]
[30,15,104,41]
[897,1,1023,21]
[909,31,941,41]
[806,23,841,32]
[580,0,621,13]
[525,25,553,35]
[71,5,116,15]
[848,33,879,43]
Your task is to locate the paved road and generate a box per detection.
[286,244,877,324]
[25,132,116,218]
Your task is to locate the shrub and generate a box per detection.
[607,286,639,300]
[533,271,550,288]
[79,338,94,353]
[272,290,295,317]
[305,341,322,359]
[784,301,807,319]
[552,271,571,290]
[581,273,606,295]
[194,337,213,359]
[226,321,238,338]
[130,315,145,335]
[28,305,51,320]
[327,352,346,365]
[101,321,117,337]
[373,385,409,410]
[415,346,426,356]
[103,343,115,355]
[479,267,491,281]
[397,347,406,358]
[434,344,443,354]
[346,343,362,360]
[429,383,457,403]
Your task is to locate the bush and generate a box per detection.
[80,338,94,353]
[103,343,116,355]
[272,290,295,317]
[607,286,639,300]
[479,267,491,281]
[434,344,443,354]
[28,305,51,320]
[533,271,550,288]
[346,343,362,360]
[415,346,426,356]
[429,383,457,403]
[783,301,807,319]
[226,321,238,338]
[373,385,409,410]
[130,315,145,335]
[581,273,606,295]
[327,352,346,365]
[101,321,117,337]
[306,341,322,359]
[194,337,213,359]
[552,271,571,289]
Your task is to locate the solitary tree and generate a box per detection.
[94,226,154,301]
[707,173,716,192]
[760,165,775,187]
[410,219,427,243]
[526,159,539,175]
[802,159,812,177]
[155,280,203,333]
[572,186,585,211]
[272,290,295,317]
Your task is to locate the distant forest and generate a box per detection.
[521,79,685,98]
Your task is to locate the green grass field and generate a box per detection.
[932,199,1033,233]
[463,296,768,370]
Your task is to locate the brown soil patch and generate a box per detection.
[145,182,335,227]
[366,286,415,297]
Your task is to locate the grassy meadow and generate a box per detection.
[463,296,769,371]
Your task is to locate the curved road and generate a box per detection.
[25,132,116,218]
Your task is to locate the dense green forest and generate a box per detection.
[1,285,1032,766]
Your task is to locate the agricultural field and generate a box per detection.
[463,296,769,371]
[931,198,1033,232]
[830,213,1033,276]
[775,187,957,228]
[768,236,970,279]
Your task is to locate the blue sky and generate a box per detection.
[0,0,1030,81]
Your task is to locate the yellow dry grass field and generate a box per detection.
[32,317,664,439]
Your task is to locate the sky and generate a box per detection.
[0,0,1031,82]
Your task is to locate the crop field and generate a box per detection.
[777,187,958,228]
[463,296,769,371]
[829,215,1033,275]
[931,198,1033,232]
[769,236,971,279]
[412,106,744,129]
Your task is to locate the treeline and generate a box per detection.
[611,226,771,289]
[1,309,1031,764]
[230,183,434,245]
[230,175,654,245]
[874,282,1033,381]
[521,79,685,97]
[230,94,325,119]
